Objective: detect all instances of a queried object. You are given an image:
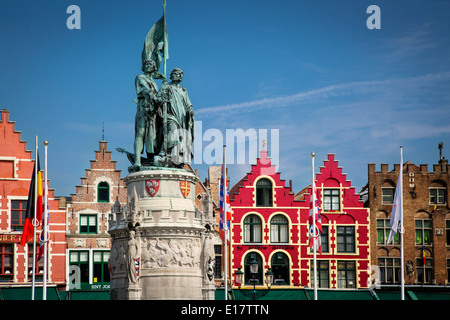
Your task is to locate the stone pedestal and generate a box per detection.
[108,168,215,300]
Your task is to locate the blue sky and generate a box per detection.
[1,0,449,197]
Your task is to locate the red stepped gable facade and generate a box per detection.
[298,154,370,289]
[229,150,371,289]
[230,149,302,287]
[0,109,66,288]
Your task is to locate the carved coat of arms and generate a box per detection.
[145,180,159,197]
[179,180,190,198]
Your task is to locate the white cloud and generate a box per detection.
[196,71,450,117]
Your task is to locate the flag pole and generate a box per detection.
[31,136,38,300]
[311,152,317,300]
[399,146,405,300]
[43,140,49,300]
[162,0,167,84]
[223,145,228,300]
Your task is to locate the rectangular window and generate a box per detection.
[323,189,340,211]
[415,220,432,245]
[93,251,110,283]
[321,226,329,253]
[447,259,450,284]
[70,251,89,284]
[0,244,13,282]
[378,257,401,284]
[417,258,433,284]
[214,245,222,280]
[337,226,355,253]
[310,260,329,288]
[382,188,394,204]
[430,188,445,204]
[11,200,27,231]
[377,219,399,244]
[28,244,44,282]
[270,215,288,243]
[244,215,262,243]
[270,224,288,243]
[256,188,270,206]
[80,215,97,234]
[337,261,356,288]
[446,220,450,246]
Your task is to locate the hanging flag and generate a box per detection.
[135,257,140,280]
[387,157,403,245]
[20,156,43,247]
[219,164,231,243]
[308,182,322,253]
[142,11,169,76]
[422,245,426,266]
[37,181,49,264]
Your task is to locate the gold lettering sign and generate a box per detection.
[0,234,39,243]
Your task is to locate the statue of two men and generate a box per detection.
[133,61,194,168]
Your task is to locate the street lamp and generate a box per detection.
[235,267,243,287]
[249,257,258,275]
[234,259,273,300]
[265,268,274,288]
[249,257,259,300]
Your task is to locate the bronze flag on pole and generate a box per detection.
[142,8,169,79]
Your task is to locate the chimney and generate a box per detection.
[1,109,9,123]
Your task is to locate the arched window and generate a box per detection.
[256,178,273,207]
[244,253,263,285]
[97,182,109,202]
[270,215,289,243]
[271,252,289,285]
[244,215,262,243]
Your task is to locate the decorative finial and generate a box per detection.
[311,152,315,157]
[44,140,49,146]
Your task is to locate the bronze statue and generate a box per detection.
[119,10,195,171]
[133,59,159,168]
[155,68,194,167]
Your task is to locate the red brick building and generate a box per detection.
[229,149,301,287]
[297,154,370,289]
[0,109,66,289]
[229,150,370,289]
[65,140,127,291]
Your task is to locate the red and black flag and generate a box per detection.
[20,156,43,247]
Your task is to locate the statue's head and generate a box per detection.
[142,59,156,73]
[170,68,183,82]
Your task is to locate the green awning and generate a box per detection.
[305,289,373,300]
[412,292,450,300]
[0,287,61,300]
[233,288,309,300]
[67,290,111,300]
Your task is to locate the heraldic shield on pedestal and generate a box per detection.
[145,180,159,197]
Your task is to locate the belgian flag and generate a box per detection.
[20,156,43,247]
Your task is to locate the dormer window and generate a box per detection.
[97,182,109,202]
[323,189,340,212]
[256,178,272,207]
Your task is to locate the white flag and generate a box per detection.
[387,154,403,244]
